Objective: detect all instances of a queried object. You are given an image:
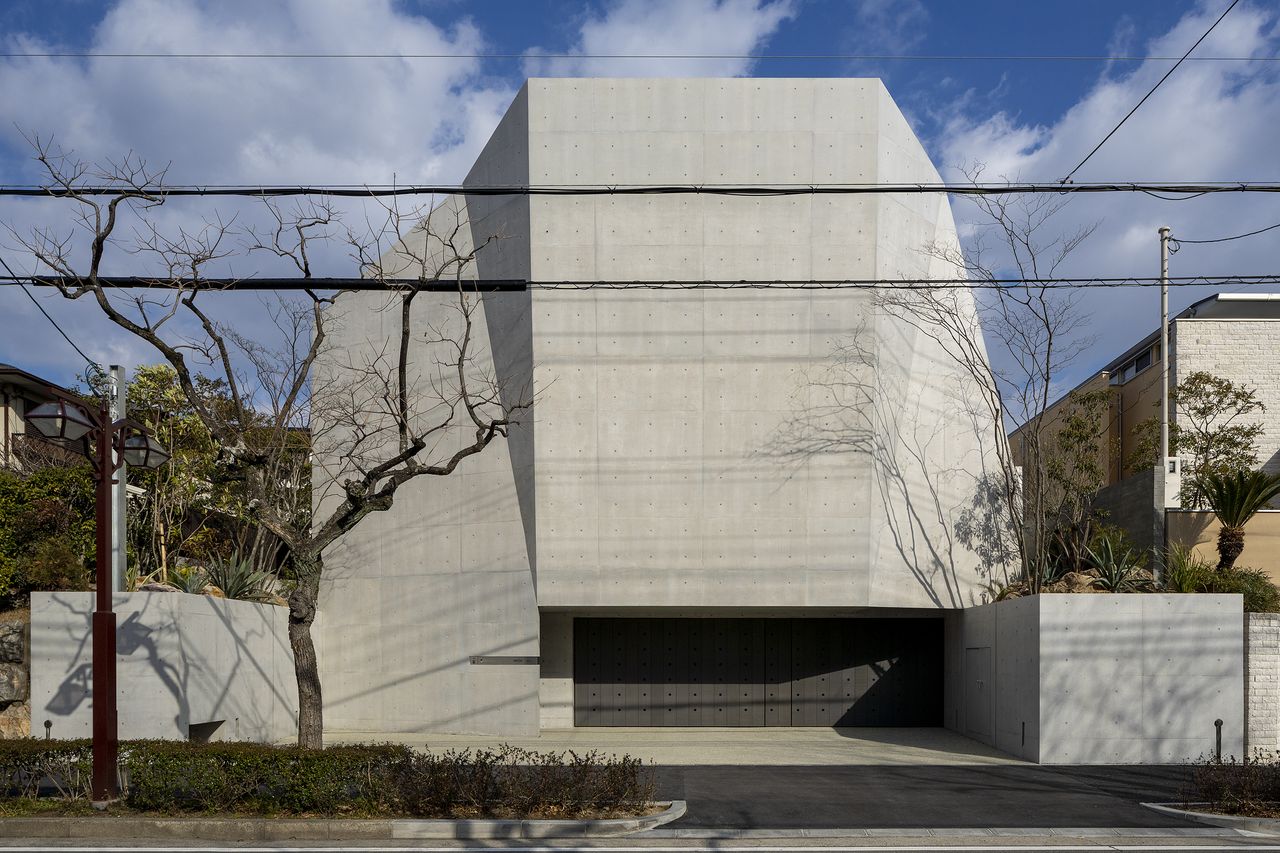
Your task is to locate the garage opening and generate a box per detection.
[573,617,942,726]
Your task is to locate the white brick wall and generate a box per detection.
[1246,613,1280,754]
[1173,319,1280,477]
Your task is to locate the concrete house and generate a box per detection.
[312,78,1009,736]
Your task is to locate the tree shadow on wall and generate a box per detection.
[760,329,1008,607]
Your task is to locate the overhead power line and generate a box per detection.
[1173,220,1280,245]
[8,274,1280,292]
[4,181,1280,199]
[1062,0,1241,183]
[0,50,1274,62]
[0,255,97,370]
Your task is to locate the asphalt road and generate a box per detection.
[654,764,1201,829]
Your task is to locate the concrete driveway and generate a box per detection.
[330,726,1020,766]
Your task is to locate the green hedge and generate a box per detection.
[0,740,655,818]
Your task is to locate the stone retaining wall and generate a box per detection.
[0,615,28,737]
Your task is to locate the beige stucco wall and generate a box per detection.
[1168,510,1280,583]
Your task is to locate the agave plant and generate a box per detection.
[1085,537,1149,593]
[204,553,275,602]
[169,562,209,594]
[1204,470,1280,571]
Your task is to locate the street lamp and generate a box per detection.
[24,391,170,803]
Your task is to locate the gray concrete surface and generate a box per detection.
[313,77,1010,738]
[329,726,1021,766]
[30,591,297,742]
[947,594,1244,764]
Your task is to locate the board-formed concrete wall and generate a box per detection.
[948,594,1244,764]
[313,78,1009,735]
[30,592,297,742]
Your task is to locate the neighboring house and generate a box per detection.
[1008,292,1280,566]
[0,362,82,470]
[312,78,1009,736]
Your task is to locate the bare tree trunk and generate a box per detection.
[287,555,323,749]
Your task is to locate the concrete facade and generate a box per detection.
[313,79,1008,736]
[30,592,297,742]
[948,594,1244,764]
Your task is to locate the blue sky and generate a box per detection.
[0,0,1276,392]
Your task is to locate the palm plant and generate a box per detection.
[1203,470,1280,571]
[204,553,274,602]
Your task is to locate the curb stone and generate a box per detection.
[648,826,1244,839]
[1144,802,1280,835]
[0,800,685,840]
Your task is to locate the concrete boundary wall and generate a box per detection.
[947,594,1244,764]
[30,592,297,743]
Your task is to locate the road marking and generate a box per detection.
[2,840,1280,845]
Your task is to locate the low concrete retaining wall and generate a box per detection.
[947,594,1244,764]
[30,592,297,742]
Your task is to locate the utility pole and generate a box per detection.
[1159,227,1171,466]
[108,365,127,592]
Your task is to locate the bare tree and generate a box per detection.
[874,165,1097,593]
[6,139,527,747]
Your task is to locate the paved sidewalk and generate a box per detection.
[331,727,1020,766]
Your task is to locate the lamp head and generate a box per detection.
[120,431,171,469]
[24,400,95,442]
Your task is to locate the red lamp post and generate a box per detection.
[25,393,169,803]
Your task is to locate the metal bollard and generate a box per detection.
[43,720,51,741]
[1215,718,1223,761]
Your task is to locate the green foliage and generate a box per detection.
[205,553,274,601]
[168,562,208,594]
[0,740,657,819]
[1204,470,1280,530]
[1204,469,1280,571]
[0,740,93,799]
[1129,372,1265,508]
[1205,567,1280,613]
[0,465,95,608]
[1085,532,1151,592]
[1040,388,1114,576]
[1162,542,1215,593]
[123,741,410,815]
[16,540,89,593]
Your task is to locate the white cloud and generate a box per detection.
[523,0,794,77]
[0,0,511,185]
[933,1,1280,389]
[0,0,518,379]
[845,0,929,56]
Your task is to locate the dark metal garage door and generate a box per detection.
[573,617,942,726]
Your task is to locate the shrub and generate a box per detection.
[1206,567,1280,613]
[0,740,657,818]
[396,746,655,819]
[1192,753,1280,815]
[123,741,410,814]
[0,740,93,800]
[1163,542,1215,593]
[17,540,90,594]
